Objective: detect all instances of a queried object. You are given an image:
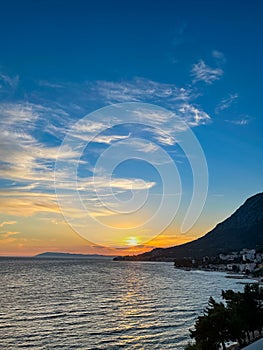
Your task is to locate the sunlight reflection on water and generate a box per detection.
[0,258,245,349]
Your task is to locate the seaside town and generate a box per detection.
[175,249,263,277]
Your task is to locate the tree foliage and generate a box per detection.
[185,284,263,350]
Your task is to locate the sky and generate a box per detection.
[0,0,262,256]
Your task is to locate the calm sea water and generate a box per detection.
[0,258,253,349]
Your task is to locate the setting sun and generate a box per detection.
[125,236,140,246]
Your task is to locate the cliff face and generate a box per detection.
[118,193,263,261]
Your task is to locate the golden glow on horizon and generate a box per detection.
[0,207,213,256]
[0,215,207,256]
[125,236,140,246]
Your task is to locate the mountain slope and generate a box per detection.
[117,193,263,261]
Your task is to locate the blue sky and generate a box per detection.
[0,0,262,255]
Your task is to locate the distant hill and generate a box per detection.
[35,252,115,259]
[115,192,263,261]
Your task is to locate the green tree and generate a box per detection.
[185,342,202,350]
[185,284,263,350]
[222,284,263,343]
[190,297,230,350]
[222,289,246,346]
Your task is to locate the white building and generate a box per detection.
[238,263,256,273]
[219,252,239,261]
[241,249,256,262]
[256,253,263,263]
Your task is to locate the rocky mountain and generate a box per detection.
[116,192,263,261]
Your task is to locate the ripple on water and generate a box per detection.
[0,259,245,349]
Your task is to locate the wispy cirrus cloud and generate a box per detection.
[131,104,210,145]
[0,101,82,188]
[0,221,17,228]
[0,75,212,222]
[178,104,211,126]
[0,72,19,99]
[93,78,192,104]
[0,196,60,216]
[33,77,211,132]
[70,119,131,144]
[0,73,19,88]
[0,103,39,126]
[215,93,238,114]
[0,231,20,240]
[212,50,226,64]
[0,129,79,185]
[0,102,70,139]
[191,60,223,84]
[225,116,252,126]
[64,176,156,192]
[39,78,211,149]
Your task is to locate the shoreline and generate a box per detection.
[174,266,262,284]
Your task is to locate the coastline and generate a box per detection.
[174,266,262,284]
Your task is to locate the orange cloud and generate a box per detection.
[0,220,16,227]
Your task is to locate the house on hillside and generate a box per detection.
[241,249,256,262]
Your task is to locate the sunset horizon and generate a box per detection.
[1,1,263,349]
[1,1,262,257]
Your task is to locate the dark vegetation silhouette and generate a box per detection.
[185,284,263,350]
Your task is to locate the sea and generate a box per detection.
[0,258,255,350]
